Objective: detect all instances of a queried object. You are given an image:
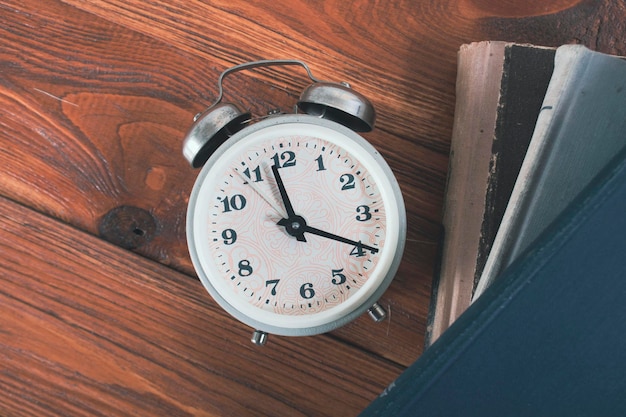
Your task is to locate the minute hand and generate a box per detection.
[302,225,379,254]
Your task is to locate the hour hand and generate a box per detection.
[272,165,307,242]
[271,164,297,218]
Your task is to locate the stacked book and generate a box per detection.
[361,42,626,416]
[428,41,626,344]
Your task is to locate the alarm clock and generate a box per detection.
[182,60,406,345]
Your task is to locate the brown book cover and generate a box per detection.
[426,41,555,345]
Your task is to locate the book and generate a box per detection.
[426,41,556,345]
[428,43,626,345]
[474,44,626,298]
[361,146,626,417]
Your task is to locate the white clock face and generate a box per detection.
[187,115,405,336]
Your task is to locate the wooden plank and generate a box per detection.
[60,0,459,152]
[0,0,439,365]
[0,196,403,416]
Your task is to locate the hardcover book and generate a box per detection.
[427,42,626,344]
[363,145,626,417]
[427,41,555,344]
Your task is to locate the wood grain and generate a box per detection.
[1,0,625,414]
[0,0,440,366]
[0,196,402,416]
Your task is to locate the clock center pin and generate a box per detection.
[278,215,307,241]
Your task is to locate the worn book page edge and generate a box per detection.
[427,41,507,344]
[473,45,592,300]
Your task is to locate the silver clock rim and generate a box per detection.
[186,114,407,336]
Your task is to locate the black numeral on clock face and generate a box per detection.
[315,155,326,171]
[220,194,247,212]
[222,229,237,245]
[331,268,347,285]
[238,259,253,277]
[300,283,315,299]
[271,151,296,168]
[265,279,280,296]
[350,243,366,257]
[243,165,263,183]
[356,205,372,221]
[340,174,356,190]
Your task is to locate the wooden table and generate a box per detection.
[1,1,623,415]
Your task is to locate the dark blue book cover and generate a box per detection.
[361,148,626,416]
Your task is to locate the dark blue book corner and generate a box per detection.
[361,149,626,416]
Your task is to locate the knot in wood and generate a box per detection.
[98,206,158,250]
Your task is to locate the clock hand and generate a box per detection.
[271,164,297,218]
[302,225,379,254]
[233,167,288,218]
[269,165,375,251]
[271,164,307,242]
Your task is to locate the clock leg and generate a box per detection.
[251,330,269,346]
[368,302,387,323]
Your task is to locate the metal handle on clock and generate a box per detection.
[208,59,325,112]
[197,59,376,132]
[185,59,377,168]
